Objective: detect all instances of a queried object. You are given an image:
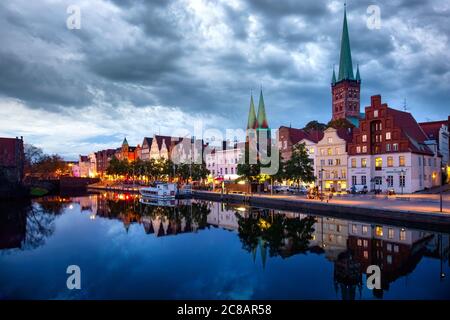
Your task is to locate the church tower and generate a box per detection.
[331,5,361,121]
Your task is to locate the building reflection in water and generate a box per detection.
[1,192,449,300]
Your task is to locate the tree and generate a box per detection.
[303,120,327,132]
[327,118,355,129]
[282,143,315,185]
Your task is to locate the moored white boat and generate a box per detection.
[139,183,177,199]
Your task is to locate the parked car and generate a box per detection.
[348,185,368,194]
[272,185,289,193]
[288,185,308,194]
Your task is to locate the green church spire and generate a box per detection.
[247,93,257,130]
[337,6,354,82]
[256,89,269,129]
[122,137,129,147]
[355,64,361,82]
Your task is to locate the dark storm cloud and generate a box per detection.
[1,0,449,131]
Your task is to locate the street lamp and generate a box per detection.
[440,166,445,212]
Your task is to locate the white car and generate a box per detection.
[272,185,289,193]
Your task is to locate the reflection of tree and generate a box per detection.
[22,204,56,250]
[236,209,316,259]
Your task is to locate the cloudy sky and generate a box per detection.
[1,0,449,159]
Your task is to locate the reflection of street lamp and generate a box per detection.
[439,234,446,280]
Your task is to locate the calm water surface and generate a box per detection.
[1,192,449,300]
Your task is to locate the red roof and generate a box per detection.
[419,120,448,141]
[0,137,24,167]
[280,126,324,145]
[389,108,434,155]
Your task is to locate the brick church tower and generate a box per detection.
[331,6,361,122]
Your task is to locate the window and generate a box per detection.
[357,239,362,247]
[386,132,391,140]
[320,149,325,156]
[362,146,367,153]
[375,226,383,237]
[327,148,332,156]
[374,110,378,118]
[352,176,357,185]
[320,159,325,166]
[400,229,406,241]
[399,156,405,166]
[225,168,228,174]
[387,175,393,187]
[351,158,356,168]
[387,244,392,252]
[375,157,382,170]
[352,224,358,233]
[328,159,333,166]
[356,146,361,153]
[362,225,368,234]
[361,175,367,185]
[335,158,341,165]
[361,158,367,168]
[399,175,406,188]
[327,137,333,144]
[231,167,234,174]
[363,240,368,247]
[363,251,369,259]
[388,228,394,239]
[341,169,346,179]
[386,143,391,152]
[309,148,314,154]
[394,245,399,253]
[362,135,367,142]
[387,255,393,265]
[393,143,398,151]
[387,156,393,167]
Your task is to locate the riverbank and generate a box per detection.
[193,190,450,232]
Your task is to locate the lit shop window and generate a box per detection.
[375,157,382,170]
[387,156,393,167]
[327,148,332,156]
[399,156,405,166]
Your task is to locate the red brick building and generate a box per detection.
[348,95,440,193]
[0,136,24,184]
[95,149,116,177]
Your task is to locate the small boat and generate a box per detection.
[139,183,177,199]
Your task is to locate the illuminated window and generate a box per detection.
[363,251,369,259]
[357,239,362,246]
[387,156,393,167]
[361,158,367,167]
[399,156,405,166]
[400,229,406,241]
[375,157,382,170]
[327,148,332,156]
[388,228,394,239]
[362,134,367,142]
[363,240,368,247]
[328,137,333,143]
[309,148,314,154]
[351,158,356,168]
[356,146,361,153]
[336,158,341,165]
[352,224,358,233]
[374,110,378,118]
[362,146,367,153]
[362,225,368,234]
[375,226,383,237]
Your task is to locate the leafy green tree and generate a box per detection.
[303,120,327,132]
[327,118,355,129]
[282,143,315,185]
